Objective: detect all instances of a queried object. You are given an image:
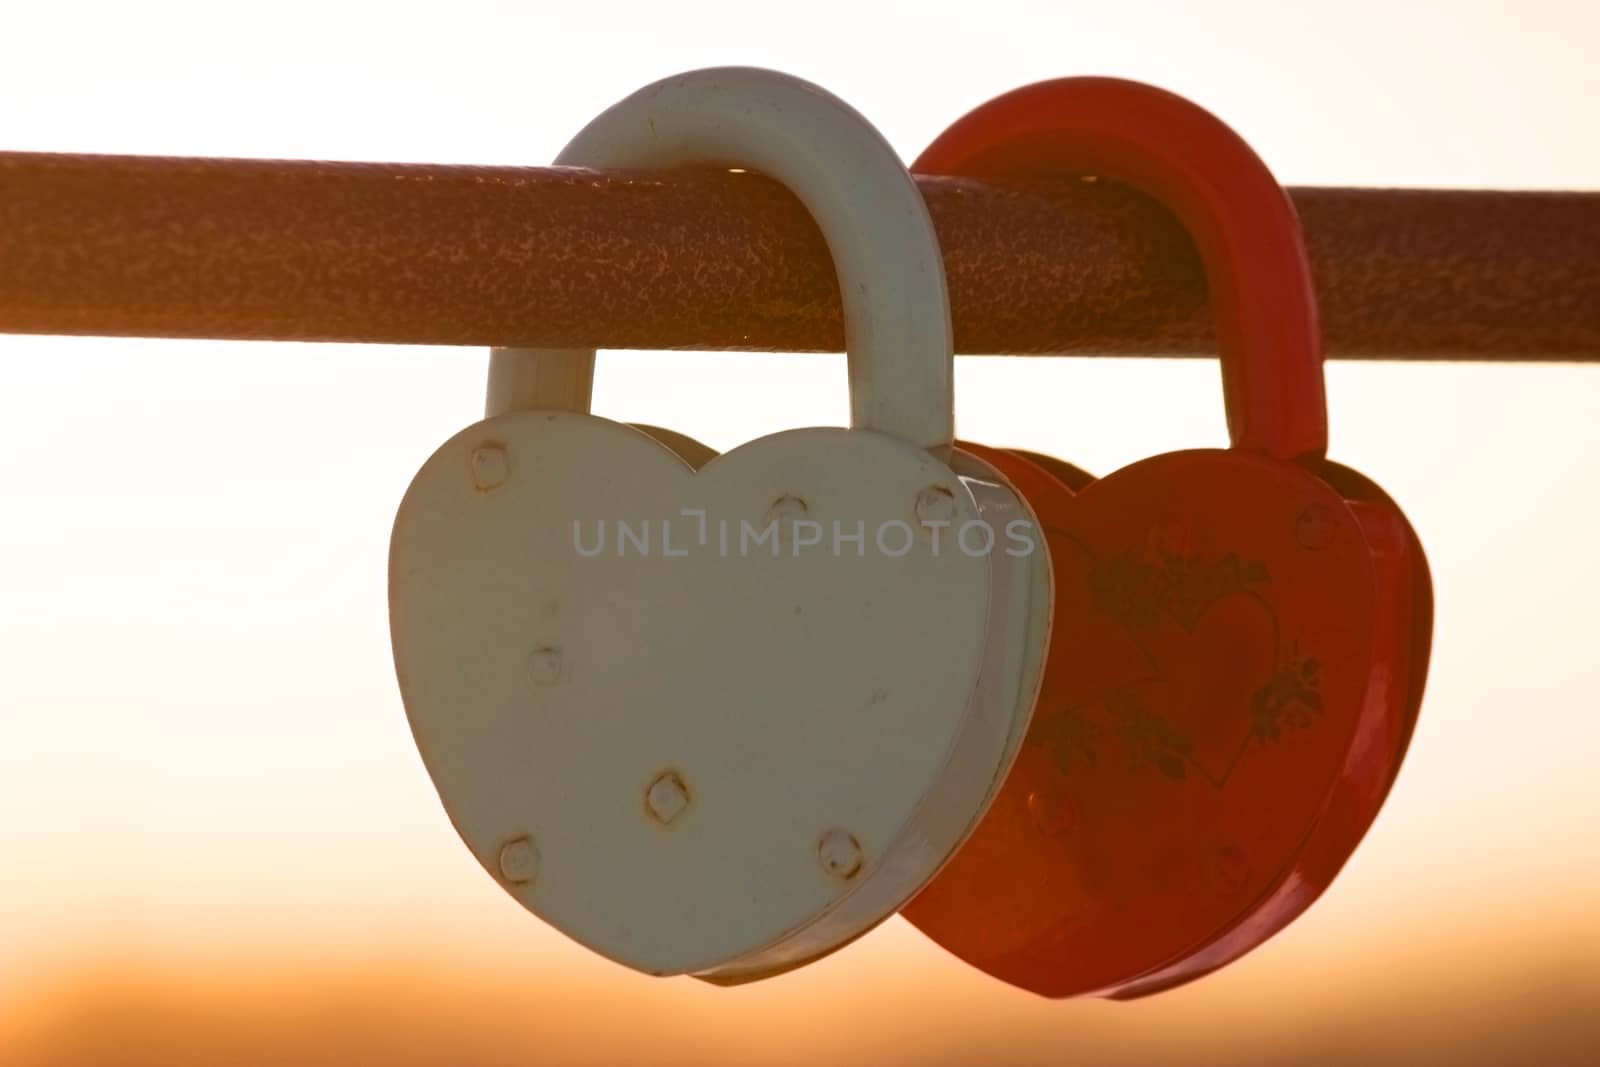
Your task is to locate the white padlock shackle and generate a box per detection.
[486,66,955,455]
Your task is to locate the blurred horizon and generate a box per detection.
[4,1,1599,1064]
[8,917,1599,1066]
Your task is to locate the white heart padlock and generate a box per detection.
[390,67,1051,982]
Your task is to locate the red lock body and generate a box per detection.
[906,79,1433,999]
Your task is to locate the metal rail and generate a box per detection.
[2,151,1596,359]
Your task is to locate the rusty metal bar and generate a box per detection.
[1,151,1596,359]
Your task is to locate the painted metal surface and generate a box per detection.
[2,152,1596,359]
[389,67,1050,982]
[392,418,989,976]
[902,77,1434,999]
[487,66,954,452]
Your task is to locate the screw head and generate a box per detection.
[470,443,509,490]
[526,645,563,686]
[914,484,956,525]
[498,836,538,884]
[1296,505,1336,549]
[645,770,691,825]
[1027,789,1075,838]
[763,493,808,526]
[817,829,863,880]
[1213,844,1250,894]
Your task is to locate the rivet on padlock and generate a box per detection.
[905,77,1433,1000]
[390,66,1052,983]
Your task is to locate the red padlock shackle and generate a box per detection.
[915,77,1328,462]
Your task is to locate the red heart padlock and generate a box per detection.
[907,79,1433,999]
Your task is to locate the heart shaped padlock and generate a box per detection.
[391,67,1050,983]
[904,78,1433,999]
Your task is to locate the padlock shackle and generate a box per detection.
[487,67,956,455]
[914,77,1328,462]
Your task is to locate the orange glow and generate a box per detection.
[4,1,1600,1063]
[5,914,1598,1066]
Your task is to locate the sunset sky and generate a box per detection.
[2,2,1598,1064]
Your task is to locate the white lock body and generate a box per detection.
[391,417,1047,978]
[389,67,1050,980]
